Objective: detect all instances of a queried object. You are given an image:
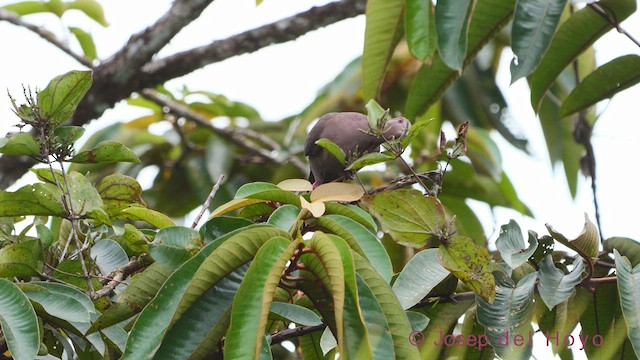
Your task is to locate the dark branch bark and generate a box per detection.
[0,0,364,188]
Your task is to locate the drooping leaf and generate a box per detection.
[210,198,266,217]
[435,0,476,70]
[495,220,538,269]
[546,213,600,259]
[604,237,640,267]
[362,0,405,101]
[314,214,393,283]
[66,0,109,26]
[392,249,450,309]
[120,206,175,228]
[225,238,299,359]
[315,138,347,165]
[614,249,640,358]
[269,302,323,326]
[510,0,569,82]
[560,54,640,116]
[301,196,326,218]
[406,0,516,118]
[361,189,446,248]
[20,282,92,323]
[310,182,365,203]
[37,70,92,125]
[476,272,537,359]
[405,0,436,61]
[346,152,397,171]
[529,0,637,111]
[69,27,97,60]
[537,255,585,310]
[438,236,496,302]
[0,278,39,360]
[356,274,395,359]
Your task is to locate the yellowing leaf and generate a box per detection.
[300,196,326,218]
[277,179,313,192]
[210,198,266,217]
[310,183,365,203]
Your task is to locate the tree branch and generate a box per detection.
[270,323,327,345]
[0,9,94,68]
[0,0,364,188]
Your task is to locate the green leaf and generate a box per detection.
[267,204,300,231]
[69,27,97,60]
[66,0,108,26]
[20,282,92,323]
[2,1,49,15]
[405,0,436,61]
[90,262,173,333]
[90,239,128,276]
[235,182,301,206]
[205,137,234,183]
[438,236,496,302]
[560,54,640,116]
[269,302,323,326]
[314,214,393,283]
[405,0,516,118]
[315,138,347,165]
[401,116,433,148]
[362,0,405,101]
[510,0,569,83]
[123,224,286,359]
[392,249,450,309]
[0,183,65,217]
[476,272,536,359]
[546,213,600,259]
[529,0,637,111]
[120,206,175,228]
[604,237,640,267]
[614,249,640,358]
[416,298,475,358]
[324,203,376,230]
[0,239,44,278]
[495,220,538,269]
[36,224,54,247]
[435,0,476,70]
[346,152,396,171]
[0,133,40,156]
[200,215,254,243]
[96,174,145,217]
[53,125,85,147]
[225,238,299,359]
[356,273,395,359]
[537,255,584,310]
[148,226,202,269]
[37,70,92,125]
[70,140,141,164]
[361,189,446,248]
[0,278,39,360]
[406,310,429,332]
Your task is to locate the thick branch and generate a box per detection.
[0,0,363,188]
[141,0,366,83]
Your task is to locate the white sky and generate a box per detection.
[0,0,639,246]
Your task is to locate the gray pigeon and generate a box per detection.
[304,112,410,188]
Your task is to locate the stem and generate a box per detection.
[191,174,225,229]
[270,323,327,345]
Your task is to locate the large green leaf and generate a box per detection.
[405,0,516,118]
[476,272,536,359]
[235,182,301,206]
[362,0,404,101]
[0,183,65,217]
[69,26,97,60]
[313,214,392,282]
[20,282,92,323]
[269,302,323,326]
[0,278,39,360]
[0,239,44,278]
[96,174,146,218]
[353,253,420,359]
[148,226,202,269]
[529,0,637,111]
[361,189,446,248]
[37,70,92,125]
[90,239,128,275]
[417,299,476,358]
[537,255,584,310]
[435,0,476,70]
[604,237,640,267]
[225,238,299,359]
[356,274,395,359]
[324,203,376,230]
[122,224,286,359]
[560,55,640,116]
[69,140,141,164]
[392,249,450,309]
[405,0,436,61]
[90,262,173,333]
[614,249,640,358]
[495,220,538,269]
[510,0,568,82]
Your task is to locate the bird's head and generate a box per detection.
[381,116,411,140]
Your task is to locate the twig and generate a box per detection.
[91,256,145,300]
[192,175,225,229]
[368,171,441,195]
[588,3,640,48]
[0,9,94,68]
[270,323,327,345]
[141,89,308,173]
[411,291,477,309]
